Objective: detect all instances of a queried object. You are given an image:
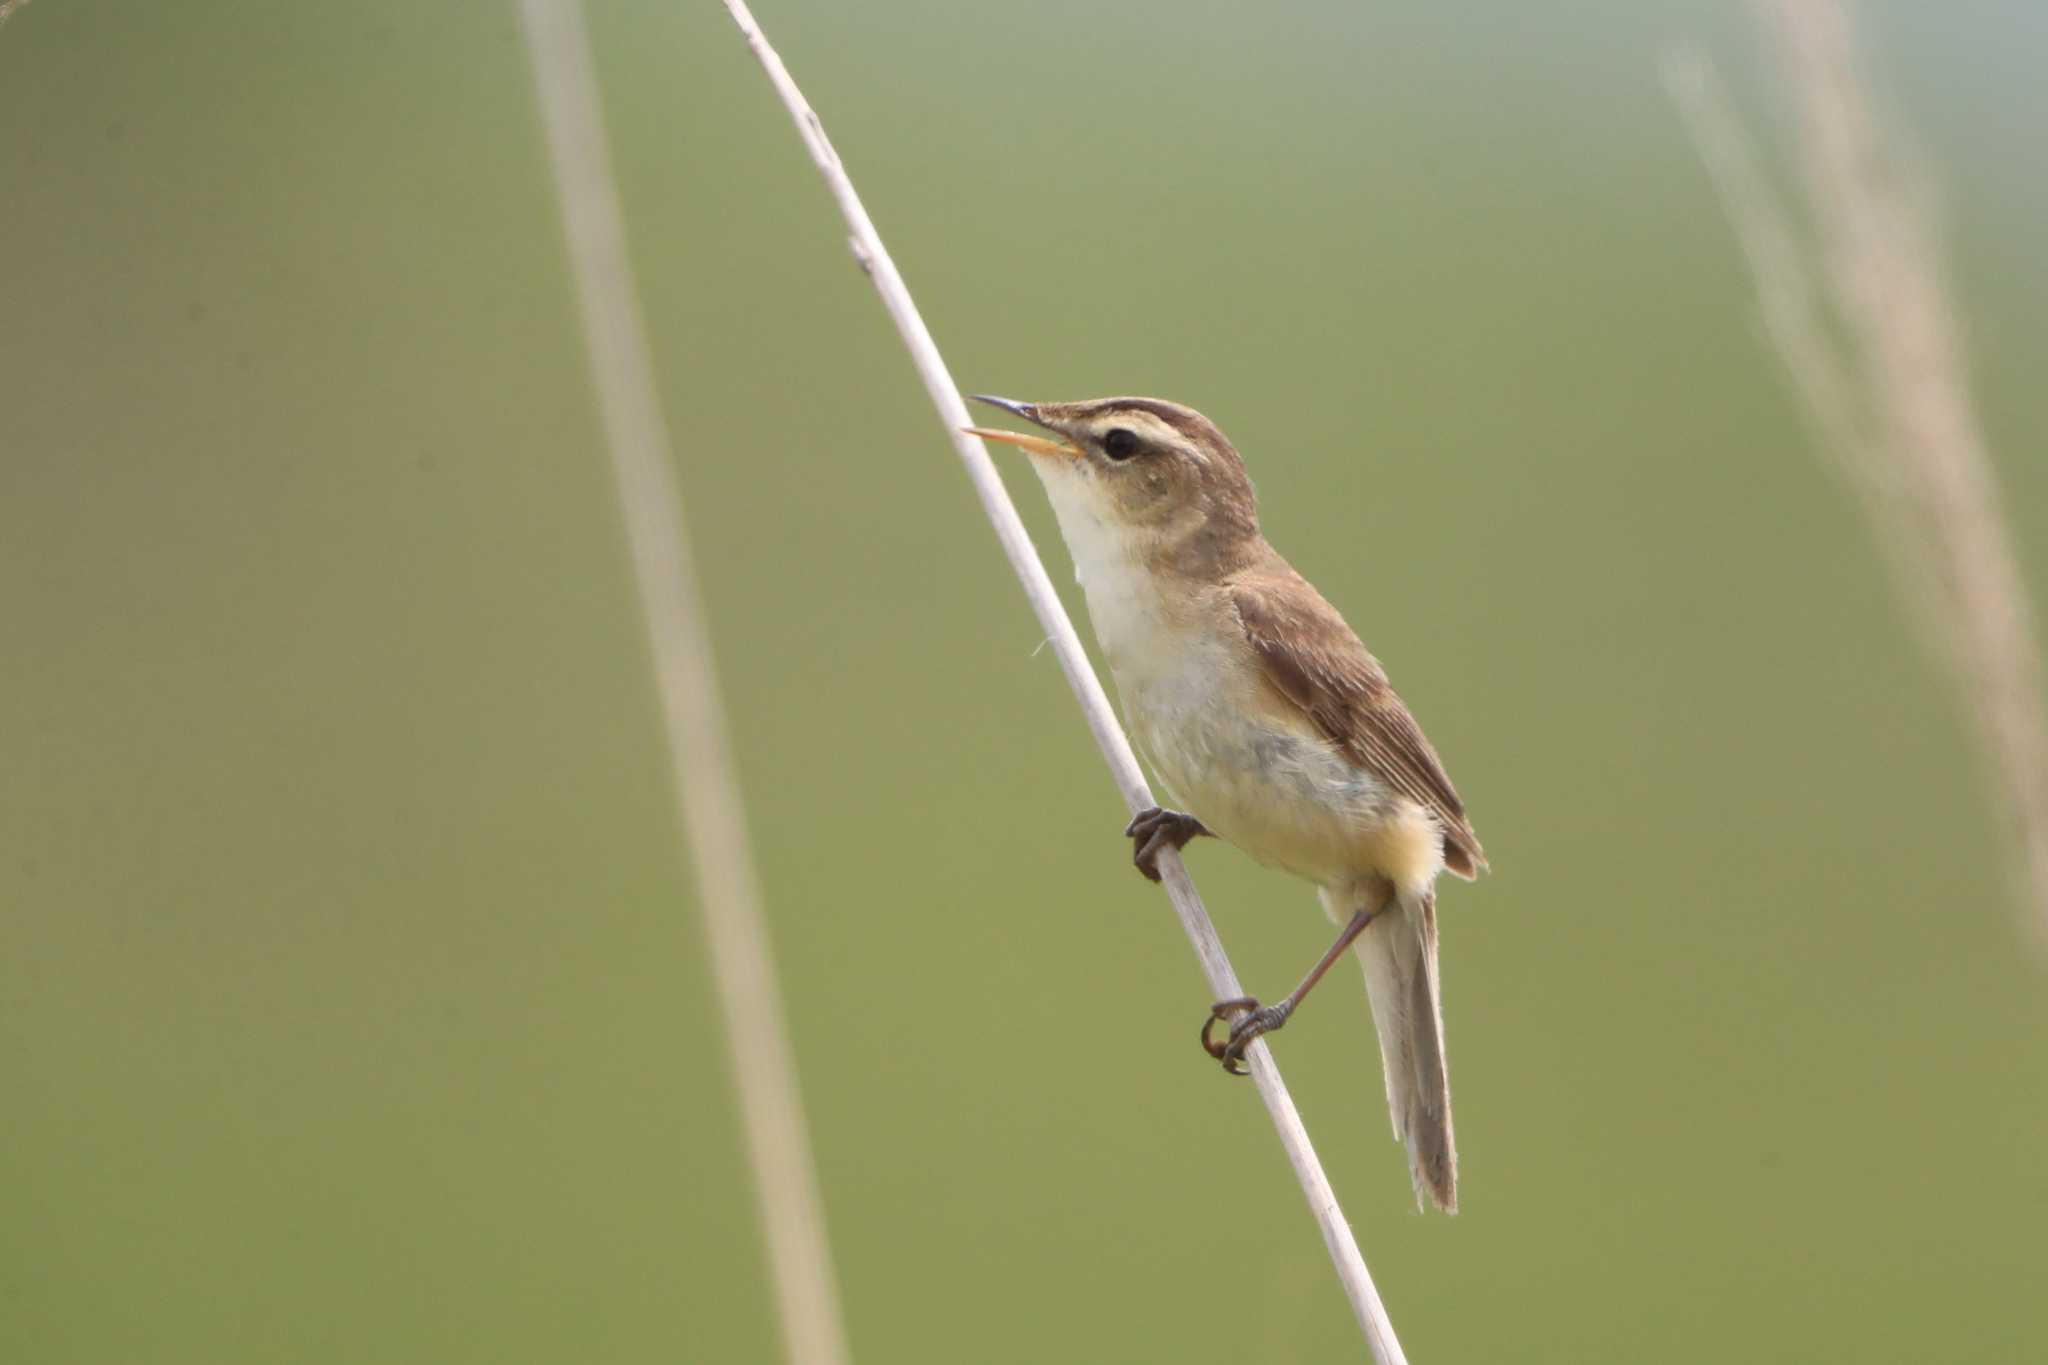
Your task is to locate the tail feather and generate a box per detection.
[1355,893,1457,1212]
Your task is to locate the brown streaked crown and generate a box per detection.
[1036,396,1234,451]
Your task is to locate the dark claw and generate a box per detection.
[1124,806,1210,882]
[1202,996,1255,1061]
[1200,996,1293,1076]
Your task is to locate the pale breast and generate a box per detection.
[1059,502,1437,890]
[1100,607,1403,887]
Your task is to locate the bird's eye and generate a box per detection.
[1102,428,1140,461]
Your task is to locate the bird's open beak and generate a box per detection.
[962,393,1081,460]
[963,425,1079,460]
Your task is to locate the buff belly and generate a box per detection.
[1117,651,1443,895]
[1050,488,1443,897]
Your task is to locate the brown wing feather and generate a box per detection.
[1231,569,1487,879]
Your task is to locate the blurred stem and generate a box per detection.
[719,3,1410,1361]
[1666,1,2048,946]
[516,2,853,1363]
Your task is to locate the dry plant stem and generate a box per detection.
[516,3,852,1363]
[1666,3,2048,943]
[719,3,1407,1360]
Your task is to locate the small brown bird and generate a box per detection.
[965,394,1484,1212]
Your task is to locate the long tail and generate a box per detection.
[1355,892,1457,1212]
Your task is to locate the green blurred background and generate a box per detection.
[5,1,2045,1360]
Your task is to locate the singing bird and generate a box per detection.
[966,395,1484,1212]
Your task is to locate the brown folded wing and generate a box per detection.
[1231,569,1486,880]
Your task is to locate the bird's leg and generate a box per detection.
[1123,806,1210,882]
[1201,905,1379,1076]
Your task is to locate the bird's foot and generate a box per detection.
[1124,806,1209,882]
[1200,996,1294,1076]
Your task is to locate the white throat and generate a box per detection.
[1031,462,1179,680]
